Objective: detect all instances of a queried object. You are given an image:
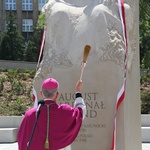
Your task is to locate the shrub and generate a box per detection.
[140,70,150,114]
[0,69,34,116]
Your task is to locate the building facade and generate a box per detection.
[0,0,46,39]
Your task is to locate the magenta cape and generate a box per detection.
[17,100,83,150]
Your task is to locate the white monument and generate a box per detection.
[33,0,141,149]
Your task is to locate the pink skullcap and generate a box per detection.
[42,78,59,90]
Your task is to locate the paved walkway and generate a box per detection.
[0,142,17,150]
[142,143,150,150]
[0,143,149,150]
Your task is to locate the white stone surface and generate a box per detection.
[142,143,150,150]
[0,142,18,150]
[141,115,150,127]
[141,115,150,143]
[0,116,23,128]
[141,127,150,143]
[0,128,18,143]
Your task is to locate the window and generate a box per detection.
[22,0,33,11]
[22,19,33,32]
[38,0,46,11]
[5,0,16,10]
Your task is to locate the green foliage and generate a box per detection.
[141,50,150,69]
[5,68,36,80]
[140,0,150,68]
[140,70,150,84]
[0,96,28,116]
[0,8,46,62]
[140,70,150,114]
[0,32,4,53]
[36,12,46,30]
[141,91,150,114]
[24,11,46,62]
[0,11,24,61]
[0,77,5,93]
[0,69,35,116]
[24,28,43,62]
[28,70,36,78]
[0,68,6,72]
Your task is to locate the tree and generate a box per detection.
[24,12,45,62]
[140,0,150,69]
[0,11,24,61]
[0,32,4,55]
[24,28,43,62]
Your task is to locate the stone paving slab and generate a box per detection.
[142,143,150,150]
[0,142,18,150]
[0,143,149,150]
